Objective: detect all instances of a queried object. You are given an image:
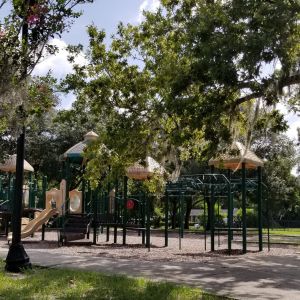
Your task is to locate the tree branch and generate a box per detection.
[233,73,300,107]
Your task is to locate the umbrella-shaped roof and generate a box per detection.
[209,141,264,170]
[126,156,165,180]
[0,154,34,173]
[63,131,99,160]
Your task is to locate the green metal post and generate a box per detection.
[242,162,247,254]
[33,179,38,208]
[164,193,169,247]
[204,193,207,251]
[10,178,15,212]
[266,188,270,252]
[210,167,215,252]
[28,173,33,208]
[82,166,86,214]
[0,176,2,201]
[180,193,184,239]
[146,194,151,251]
[8,173,12,205]
[92,189,97,245]
[123,176,128,245]
[142,193,146,244]
[114,179,118,244]
[217,196,220,247]
[257,166,263,251]
[210,183,215,251]
[65,159,71,215]
[42,176,47,210]
[86,182,91,239]
[106,180,111,242]
[227,169,232,255]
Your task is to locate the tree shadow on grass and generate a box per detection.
[0,264,229,300]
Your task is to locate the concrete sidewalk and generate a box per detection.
[0,247,299,300]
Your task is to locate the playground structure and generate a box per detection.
[1,133,269,255]
[0,155,48,237]
[56,132,164,247]
[7,208,58,241]
[164,141,268,254]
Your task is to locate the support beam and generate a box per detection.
[257,166,263,251]
[122,176,128,245]
[42,176,47,210]
[146,195,151,250]
[92,190,97,245]
[227,169,232,254]
[164,193,169,247]
[114,179,118,244]
[210,166,215,252]
[210,183,215,252]
[242,162,247,254]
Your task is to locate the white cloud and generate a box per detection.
[286,118,300,141]
[32,38,87,109]
[33,38,86,79]
[277,103,299,142]
[137,0,161,23]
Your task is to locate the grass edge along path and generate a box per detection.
[0,261,231,300]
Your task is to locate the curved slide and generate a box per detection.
[8,208,58,241]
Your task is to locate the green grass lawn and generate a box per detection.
[263,228,300,236]
[0,261,229,300]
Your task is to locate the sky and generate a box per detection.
[32,0,160,107]
[0,0,299,163]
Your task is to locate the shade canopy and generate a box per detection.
[0,154,34,173]
[126,156,165,180]
[63,131,99,162]
[209,141,264,170]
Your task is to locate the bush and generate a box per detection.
[152,206,163,228]
[236,208,258,227]
[198,204,226,228]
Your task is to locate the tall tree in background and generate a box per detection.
[64,0,300,185]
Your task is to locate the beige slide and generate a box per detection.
[8,208,58,241]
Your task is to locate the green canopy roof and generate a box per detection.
[63,131,99,162]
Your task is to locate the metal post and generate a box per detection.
[8,173,12,209]
[257,166,263,251]
[28,173,33,208]
[227,169,232,255]
[65,160,71,215]
[42,176,47,209]
[33,179,37,208]
[123,176,128,245]
[142,193,145,245]
[210,182,215,252]
[5,129,31,271]
[266,188,270,252]
[41,224,45,241]
[82,166,86,214]
[114,179,118,244]
[180,193,184,239]
[217,197,220,247]
[164,193,169,247]
[92,190,97,245]
[146,195,151,251]
[204,193,207,251]
[242,162,247,254]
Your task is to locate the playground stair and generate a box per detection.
[60,214,90,245]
